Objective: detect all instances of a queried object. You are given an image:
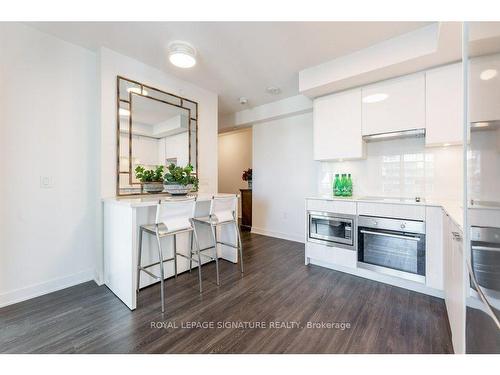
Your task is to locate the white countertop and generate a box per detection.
[103,193,237,208]
[306,195,463,230]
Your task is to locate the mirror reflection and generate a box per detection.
[129,93,190,186]
[117,77,198,195]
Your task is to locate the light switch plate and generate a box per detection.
[40,176,54,189]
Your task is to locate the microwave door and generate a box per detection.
[308,213,354,247]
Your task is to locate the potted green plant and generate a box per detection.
[134,165,165,193]
[163,163,198,195]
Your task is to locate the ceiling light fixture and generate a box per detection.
[239,97,248,105]
[362,93,389,103]
[266,86,281,95]
[442,143,451,147]
[127,87,148,96]
[480,69,498,80]
[168,41,197,68]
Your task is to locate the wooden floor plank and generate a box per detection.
[0,232,453,354]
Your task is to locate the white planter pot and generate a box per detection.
[164,183,193,196]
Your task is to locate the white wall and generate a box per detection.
[218,128,253,215]
[252,113,317,242]
[98,48,219,283]
[318,138,463,203]
[0,23,99,307]
[99,47,218,198]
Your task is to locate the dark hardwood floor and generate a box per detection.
[0,232,453,353]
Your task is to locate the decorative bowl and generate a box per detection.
[142,182,165,194]
[164,183,193,196]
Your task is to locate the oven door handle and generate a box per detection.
[471,245,500,252]
[360,229,421,242]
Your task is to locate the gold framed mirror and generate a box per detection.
[116,76,198,196]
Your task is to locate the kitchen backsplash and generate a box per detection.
[318,137,463,202]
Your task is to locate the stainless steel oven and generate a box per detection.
[357,215,426,283]
[470,226,500,295]
[307,211,356,250]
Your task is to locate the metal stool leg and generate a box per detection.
[173,234,178,278]
[155,231,166,313]
[192,227,203,293]
[136,227,144,294]
[211,225,220,286]
[189,230,193,272]
[235,221,244,273]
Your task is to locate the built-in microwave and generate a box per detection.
[307,211,356,250]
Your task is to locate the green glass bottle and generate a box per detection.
[340,174,347,196]
[333,174,340,196]
[347,174,353,197]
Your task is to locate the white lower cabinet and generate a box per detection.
[425,207,444,290]
[306,199,356,215]
[305,242,357,269]
[357,202,425,221]
[442,213,466,354]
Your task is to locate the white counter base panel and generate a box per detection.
[103,194,239,310]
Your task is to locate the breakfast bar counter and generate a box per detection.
[103,193,239,310]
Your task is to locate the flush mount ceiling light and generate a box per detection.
[119,108,130,117]
[168,41,197,68]
[480,69,498,80]
[266,86,281,95]
[239,97,248,105]
[127,87,148,96]
[362,93,389,103]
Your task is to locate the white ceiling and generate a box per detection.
[27,22,432,116]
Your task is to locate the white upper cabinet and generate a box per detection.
[362,72,425,136]
[469,53,500,123]
[425,63,463,146]
[313,88,364,161]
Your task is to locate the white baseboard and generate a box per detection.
[251,226,304,243]
[0,268,95,308]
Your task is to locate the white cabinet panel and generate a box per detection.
[313,88,364,160]
[443,214,466,354]
[362,73,425,135]
[425,206,444,290]
[306,199,357,215]
[425,63,463,146]
[305,241,357,268]
[357,202,425,221]
[470,53,500,123]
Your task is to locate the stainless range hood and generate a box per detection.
[362,128,426,142]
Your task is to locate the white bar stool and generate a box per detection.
[136,197,202,313]
[191,195,244,288]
